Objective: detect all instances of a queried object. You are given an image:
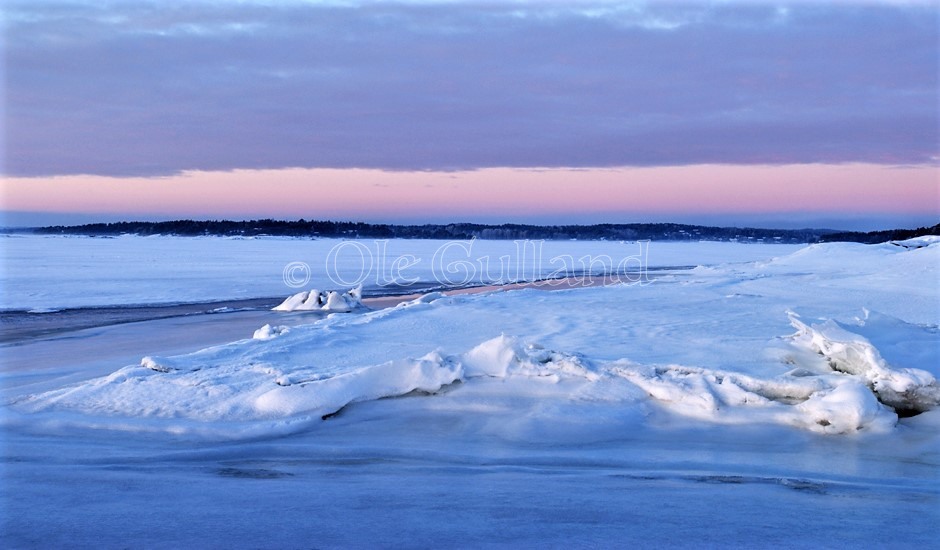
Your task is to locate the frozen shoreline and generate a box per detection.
[2,237,937,547]
[0,273,670,397]
[8,238,938,433]
[0,270,673,345]
[2,234,800,311]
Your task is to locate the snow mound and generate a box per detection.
[18,354,461,432]
[273,286,362,312]
[759,237,938,269]
[890,235,940,249]
[608,361,896,434]
[788,313,940,416]
[254,352,462,418]
[140,355,186,373]
[461,335,598,381]
[16,322,915,437]
[253,324,290,340]
[13,335,603,436]
[409,291,445,305]
[795,379,894,433]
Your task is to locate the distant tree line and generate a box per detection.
[26,219,939,244]
[817,223,940,244]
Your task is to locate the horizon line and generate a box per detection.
[7,216,938,235]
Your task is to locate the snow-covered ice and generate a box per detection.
[788,313,939,416]
[2,236,938,547]
[1,234,802,311]
[272,286,362,312]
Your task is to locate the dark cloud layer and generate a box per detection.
[5,1,938,176]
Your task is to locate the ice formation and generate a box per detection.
[788,313,940,416]
[273,286,363,312]
[9,238,938,440]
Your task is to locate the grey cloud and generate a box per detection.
[4,1,938,176]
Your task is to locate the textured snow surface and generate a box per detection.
[272,286,362,312]
[3,238,938,547]
[11,239,939,438]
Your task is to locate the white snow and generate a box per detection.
[1,234,803,310]
[11,237,939,439]
[788,313,940,415]
[252,324,290,340]
[272,286,362,312]
[253,352,461,418]
[3,236,938,547]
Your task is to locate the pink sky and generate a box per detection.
[2,163,938,228]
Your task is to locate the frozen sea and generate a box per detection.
[1,234,938,548]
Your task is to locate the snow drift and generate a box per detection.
[14,319,929,436]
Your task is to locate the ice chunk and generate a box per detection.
[323,291,352,312]
[461,335,521,378]
[788,313,940,415]
[414,291,444,304]
[795,379,896,434]
[253,324,290,340]
[140,356,182,373]
[253,352,462,418]
[273,286,363,312]
[460,335,598,381]
[609,361,897,434]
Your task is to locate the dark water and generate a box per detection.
[0,298,282,343]
[0,281,451,344]
[0,269,680,345]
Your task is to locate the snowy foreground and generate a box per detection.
[2,237,938,547]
